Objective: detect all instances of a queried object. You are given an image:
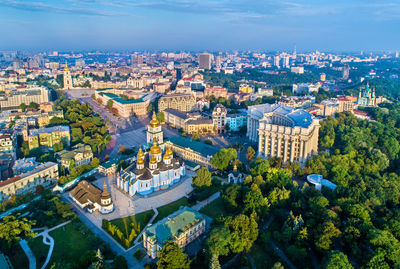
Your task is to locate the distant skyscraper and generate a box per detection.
[343,65,350,80]
[136,54,143,65]
[274,56,280,68]
[215,55,222,68]
[130,54,135,66]
[75,59,85,68]
[396,51,399,58]
[293,44,297,59]
[198,53,212,70]
[63,63,73,89]
[283,55,290,68]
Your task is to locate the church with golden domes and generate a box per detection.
[116,114,185,196]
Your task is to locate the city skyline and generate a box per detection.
[1,0,400,51]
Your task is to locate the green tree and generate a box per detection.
[0,216,36,251]
[246,146,256,162]
[193,167,212,187]
[225,213,258,253]
[156,112,165,123]
[157,241,191,269]
[210,254,221,269]
[91,157,100,168]
[28,102,39,109]
[192,133,201,141]
[20,103,27,112]
[207,226,232,256]
[107,99,114,108]
[323,250,353,269]
[210,148,237,171]
[147,103,153,112]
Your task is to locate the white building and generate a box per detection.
[147,112,163,144]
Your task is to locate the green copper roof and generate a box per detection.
[145,207,205,244]
[167,136,219,157]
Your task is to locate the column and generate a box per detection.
[299,138,304,162]
[283,137,289,163]
[303,139,309,161]
[264,133,269,157]
[258,131,263,156]
[277,135,283,158]
[270,134,275,157]
[290,137,295,163]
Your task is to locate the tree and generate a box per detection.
[147,103,154,112]
[156,112,165,123]
[157,241,191,269]
[210,254,221,269]
[246,146,256,162]
[207,226,231,256]
[0,216,36,251]
[20,103,27,112]
[225,214,258,253]
[28,102,39,109]
[192,133,201,141]
[91,157,100,168]
[107,99,114,108]
[193,167,212,187]
[210,148,237,171]
[113,255,127,269]
[323,250,353,269]
[89,249,104,269]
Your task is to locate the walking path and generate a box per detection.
[0,196,41,220]
[133,208,158,245]
[35,221,71,269]
[191,192,221,211]
[269,240,297,269]
[20,240,36,269]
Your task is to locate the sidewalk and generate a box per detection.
[20,240,36,269]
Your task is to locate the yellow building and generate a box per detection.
[158,94,196,112]
[239,84,255,93]
[28,125,70,150]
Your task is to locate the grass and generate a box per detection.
[28,236,50,269]
[200,197,228,219]
[153,197,189,223]
[110,209,155,238]
[47,222,98,267]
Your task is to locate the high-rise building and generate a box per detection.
[396,51,399,58]
[274,56,280,68]
[342,65,350,80]
[198,53,212,70]
[212,104,227,134]
[75,59,85,68]
[136,54,143,65]
[63,63,73,89]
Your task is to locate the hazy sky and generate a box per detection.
[0,0,399,51]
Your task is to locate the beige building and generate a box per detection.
[143,207,206,259]
[163,108,215,134]
[212,104,227,134]
[0,86,50,110]
[166,136,218,167]
[185,118,215,135]
[95,90,149,117]
[56,143,93,169]
[27,125,70,150]
[0,162,58,202]
[158,94,196,112]
[247,104,320,163]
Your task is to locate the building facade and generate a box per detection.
[147,112,163,144]
[63,64,73,89]
[166,136,219,167]
[357,84,376,106]
[158,94,197,112]
[117,142,185,196]
[0,86,50,110]
[247,104,320,163]
[0,162,58,202]
[198,53,212,70]
[27,125,70,150]
[212,104,227,134]
[143,207,206,259]
[56,143,93,169]
[70,181,114,214]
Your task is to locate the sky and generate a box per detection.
[0,0,400,52]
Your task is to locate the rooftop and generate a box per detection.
[167,136,219,157]
[144,206,205,244]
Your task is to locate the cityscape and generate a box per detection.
[1,1,400,269]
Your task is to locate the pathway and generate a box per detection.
[191,192,221,211]
[269,240,297,269]
[35,221,71,269]
[247,253,256,269]
[0,196,41,220]
[133,208,158,245]
[20,239,36,269]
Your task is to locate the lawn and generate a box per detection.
[47,222,102,267]
[110,209,155,238]
[199,197,228,219]
[153,197,189,223]
[29,236,50,269]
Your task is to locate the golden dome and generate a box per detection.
[150,138,161,155]
[149,111,160,128]
[137,148,144,158]
[163,152,172,160]
[137,157,144,165]
[165,146,173,156]
[149,155,157,164]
